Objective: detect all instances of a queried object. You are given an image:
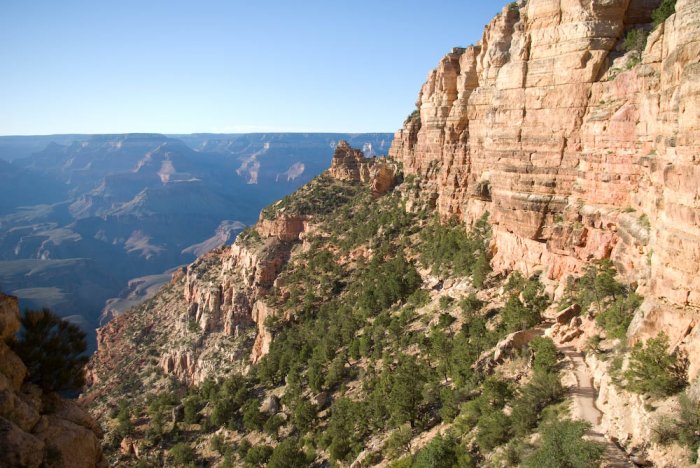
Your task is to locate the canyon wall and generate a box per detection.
[390,0,700,373]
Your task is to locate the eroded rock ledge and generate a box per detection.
[389,0,700,375]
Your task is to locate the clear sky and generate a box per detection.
[1,1,506,135]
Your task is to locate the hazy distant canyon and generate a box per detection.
[0,133,392,345]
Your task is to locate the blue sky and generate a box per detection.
[1,1,506,135]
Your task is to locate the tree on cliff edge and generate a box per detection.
[10,308,88,393]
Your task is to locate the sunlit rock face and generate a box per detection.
[390,0,700,373]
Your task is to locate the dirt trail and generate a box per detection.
[560,346,635,468]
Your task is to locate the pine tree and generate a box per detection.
[10,308,88,393]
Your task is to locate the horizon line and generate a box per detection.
[0,130,398,138]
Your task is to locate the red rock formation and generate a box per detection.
[257,214,309,242]
[329,140,399,195]
[390,0,700,373]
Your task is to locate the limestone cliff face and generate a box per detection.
[330,139,399,195]
[158,233,298,383]
[390,0,700,372]
[0,293,105,468]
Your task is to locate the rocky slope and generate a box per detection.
[84,1,700,466]
[390,0,700,376]
[0,293,105,467]
[0,132,391,347]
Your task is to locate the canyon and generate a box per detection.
[0,133,391,346]
[77,0,700,466]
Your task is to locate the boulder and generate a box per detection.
[0,388,41,432]
[34,416,104,468]
[259,395,280,415]
[313,391,331,410]
[0,416,44,468]
[0,293,20,340]
[172,404,185,423]
[556,304,581,325]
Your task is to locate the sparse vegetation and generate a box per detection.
[623,332,687,397]
[652,0,676,26]
[419,213,492,286]
[404,109,421,126]
[87,165,652,468]
[653,391,700,463]
[623,28,648,54]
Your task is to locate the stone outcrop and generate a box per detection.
[257,214,309,242]
[390,0,700,372]
[475,327,545,372]
[0,293,105,468]
[330,140,398,195]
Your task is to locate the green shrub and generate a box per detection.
[596,292,642,339]
[169,443,197,466]
[562,259,628,313]
[652,0,676,26]
[623,28,648,53]
[476,410,512,451]
[404,109,420,126]
[267,439,309,467]
[385,354,427,427]
[678,393,700,462]
[115,400,133,437]
[412,435,473,468]
[182,396,201,424]
[327,398,365,462]
[529,336,559,374]
[501,276,550,333]
[291,398,317,434]
[623,333,687,397]
[459,293,483,317]
[652,416,681,446]
[245,444,273,466]
[439,296,454,309]
[210,434,226,455]
[263,414,285,436]
[10,308,88,393]
[419,213,491,282]
[511,372,565,436]
[501,296,541,333]
[237,439,252,458]
[242,400,266,432]
[385,425,413,459]
[524,419,604,467]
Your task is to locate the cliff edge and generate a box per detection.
[390,0,700,376]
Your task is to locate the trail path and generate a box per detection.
[560,346,635,467]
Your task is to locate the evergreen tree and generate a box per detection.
[10,308,88,393]
[624,333,687,397]
[524,419,604,468]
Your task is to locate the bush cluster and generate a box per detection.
[419,213,492,286]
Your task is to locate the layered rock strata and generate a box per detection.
[330,139,399,195]
[390,0,700,374]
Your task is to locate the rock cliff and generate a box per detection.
[390,0,700,374]
[0,293,105,468]
[84,1,700,466]
[89,160,384,389]
[330,139,399,195]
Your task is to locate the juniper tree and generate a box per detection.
[10,308,88,393]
